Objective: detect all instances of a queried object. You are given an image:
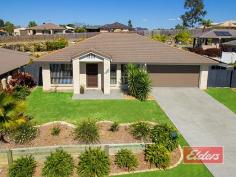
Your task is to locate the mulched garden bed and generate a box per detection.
[2,121,148,148]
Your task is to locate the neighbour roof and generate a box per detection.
[101,22,131,30]
[29,23,65,30]
[37,33,217,64]
[222,40,236,46]
[193,29,236,38]
[0,48,30,75]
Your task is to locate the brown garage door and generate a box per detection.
[147,65,200,87]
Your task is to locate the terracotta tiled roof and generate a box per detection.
[101,22,131,30]
[37,33,217,64]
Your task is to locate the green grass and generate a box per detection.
[26,87,212,177]
[26,88,169,124]
[206,88,236,113]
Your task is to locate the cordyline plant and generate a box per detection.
[9,72,36,88]
[126,64,151,101]
[0,91,27,142]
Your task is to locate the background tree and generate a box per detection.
[28,21,37,28]
[0,92,26,142]
[74,26,86,33]
[128,20,133,28]
[175,30,192,45]
[0,19,4,28]
[175,24,187,30]
[4,21,14,35]
[181,0,207,28]
[200,19,212,32]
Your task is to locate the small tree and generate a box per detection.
[0,92,26,142]
[0,19,4,28]
[28,21,37,28]
[4,21,14,35]
[115,149,138,171]
[126,64,151,101]
[128,20,133,29]
[77,147,110,177]
[42,149,74,177]
[200,19,212,32]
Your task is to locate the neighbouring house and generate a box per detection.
[0,29,7,36]
[13,27,28,36]
[100,22,133,32]
[85,25,101,32]
[65,25,75,33]
[193,29,236,49]
[35,33,217,95]
[0,48,30,88]
[220,40,236,64]
[28,23,65,35]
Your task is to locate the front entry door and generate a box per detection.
[86,64,98,87]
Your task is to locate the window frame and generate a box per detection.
[110,64,117,85]
[50,63,73,85]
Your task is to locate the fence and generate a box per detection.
[208,69,236,88]
[0,143,151,167]
[0,32,99,43]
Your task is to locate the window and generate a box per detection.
[121,64,128,84]
[50,64,73,84]
[110,64,117,84]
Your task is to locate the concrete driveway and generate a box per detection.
[152,87,236,177]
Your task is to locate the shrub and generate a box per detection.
[9,72,36,88]
[9,122,38,144]
[150,124,179,152]
[110,122,119,132]
[175,30,191,45]
[46,38,68,51]
[115,149,138,171]
[42,149,74,177]
[77,147,110,177]
[51,126,61,136]
[130,122,151,141]
[152,34,169,43]
[144,144,170,169]
[74,119,99,144]
[8,156,37,177]
[12,85,31,100]
[126,64,151,101]
[74,27,87,33]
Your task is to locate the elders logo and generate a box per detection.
[183,146,223,164]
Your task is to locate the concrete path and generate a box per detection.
[152,87,236,177]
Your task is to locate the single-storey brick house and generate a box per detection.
[36,33,217,95]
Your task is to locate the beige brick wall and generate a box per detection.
[42,63,51,91]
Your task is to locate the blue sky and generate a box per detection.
[1,0,236,29]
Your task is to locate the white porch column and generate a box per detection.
[42,63,51,91]
[117,64,122,87]
[103,59,110,94]
[73,59,80,94]
[199,65,209,90]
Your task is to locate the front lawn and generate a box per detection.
[26,88,168,124]
[206,88,236,113]
[25,88,213,177]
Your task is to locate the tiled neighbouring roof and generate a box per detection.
[37,33,217,64]
[0,48,30,75]
[29,23,65,30]
[193,29,236,39]
[101,22,131,30]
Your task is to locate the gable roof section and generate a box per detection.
[0,48,30,75]
[29,23,65,30]
[37,33,217,64]
[101,22,131,30]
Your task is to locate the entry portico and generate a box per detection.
[72,50,111,94]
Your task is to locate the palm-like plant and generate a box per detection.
[0,92,26,142]
[201,19,212,32]
[126,64,151,101]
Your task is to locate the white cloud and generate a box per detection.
[142,18,148,22]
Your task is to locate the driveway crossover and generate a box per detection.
[152,87,236,177]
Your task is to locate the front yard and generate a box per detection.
[23,87,213,177]
[207,88,236,113]
[26,88,167,124]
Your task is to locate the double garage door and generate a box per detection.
[147,65,200,87]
